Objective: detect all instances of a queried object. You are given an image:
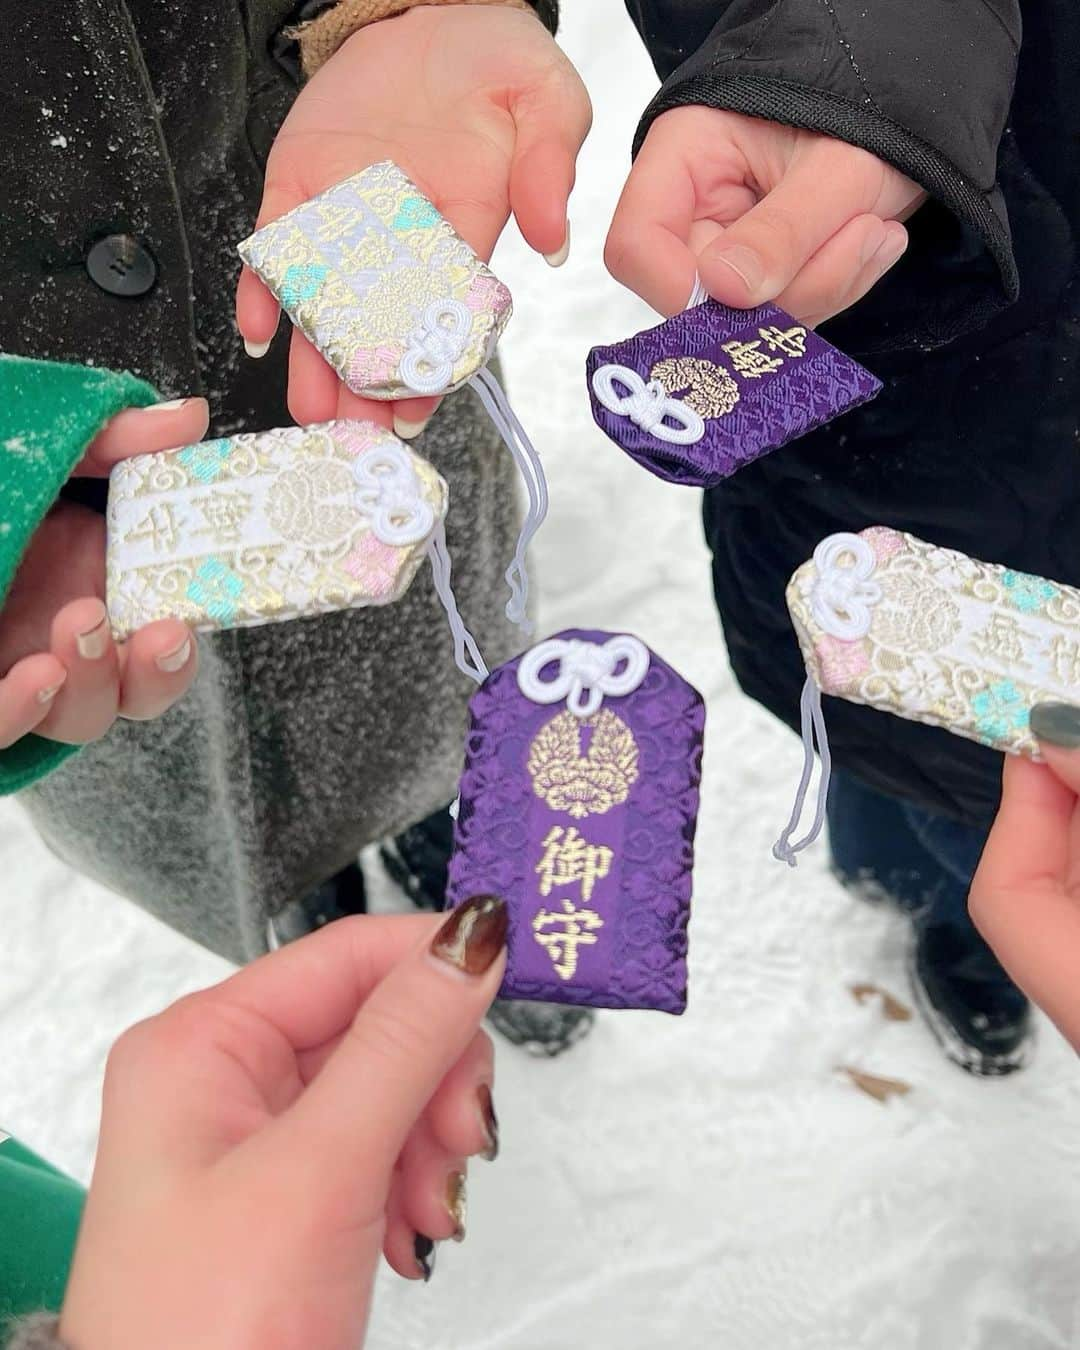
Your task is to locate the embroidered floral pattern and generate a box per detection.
[1002,569,1059,615]
[238,162,513,398]
[787,527,1080,759]
[972,680,1028,743]
[186,558,245,625]
[178,438,232,484]
[106,422,448,639]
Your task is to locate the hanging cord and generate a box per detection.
[772,676,832,867]
[467,364,549,632]
[427,518,489,686]
[686,274,710,309]
[398,300,549,636]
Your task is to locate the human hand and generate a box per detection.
[970,707,1080,1052]
[0,400,208,750]
[59,897,508,1350]
[605,107,926,324]
[236,4,591,437]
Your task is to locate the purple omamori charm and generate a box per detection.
[445,630,706,1014]
[586,299,882,488]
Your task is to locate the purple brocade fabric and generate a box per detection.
[445,629,706,1014]
[586,300,882,488]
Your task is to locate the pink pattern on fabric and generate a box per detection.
[464,274,512,318]
[329,421,386,456]
[864,526,904,564]
[347,345,402,392]
[343,531,401,598]
[817,635,871,693]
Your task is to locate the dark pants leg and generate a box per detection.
[826,769,986,928]
[827,769,1030,1072]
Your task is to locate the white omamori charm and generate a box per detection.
[400,299,475,395]
[810,532,882,640]
[592,364,705,446]
[517,635,650,718]
[353,443,435,546]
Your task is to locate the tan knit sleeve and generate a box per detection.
[291,0,537,78]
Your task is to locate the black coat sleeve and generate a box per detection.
[624,0,1022,342]
[527,0,558,33]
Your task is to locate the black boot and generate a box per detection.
[269,862,367,948]
[380,807,596,1057]
[912,921,1033,1076]
[828,770,1032,1075]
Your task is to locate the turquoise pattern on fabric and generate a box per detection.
[186,558,245,625]
[1002,569,1058,614]
[392,196,441,232]
[179,438,232,485]
[280,264,330,308]
[972,680,1028,743]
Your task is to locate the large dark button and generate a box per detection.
[86,234,158,297]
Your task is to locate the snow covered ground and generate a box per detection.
[4,4,1080,1346]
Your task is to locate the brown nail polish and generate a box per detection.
[413,1234,436,1283]
[445,1171,467,1243]
[477,1083,499,1162]
[431,895,508,975]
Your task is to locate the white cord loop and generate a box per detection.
[400,299,474,395]
[591,364,705,445]
[772,676,832,867]
[427,519,489,686]
[686,274,710,308]
[468,365,548,633]
[810,533,882,640]
[353,444,435,546]
[517,635,650,718]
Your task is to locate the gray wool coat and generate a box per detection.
[4,0,532,963]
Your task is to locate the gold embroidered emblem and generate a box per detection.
[873,577,962,654]
[649,357,740,419]
[264,462,358,547]
[527,709,640,818]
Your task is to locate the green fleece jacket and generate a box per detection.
[0,355,158,795]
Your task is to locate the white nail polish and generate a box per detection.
[76,616,110,661]
[37,674,67,704]
[544,222,571,268]
[147,398,190,412]
[155,638,192,674]
[394,415,430,441]
[244,338,272,359]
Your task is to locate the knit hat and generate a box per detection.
[0,355,158,794]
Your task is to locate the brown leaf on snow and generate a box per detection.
[839,1067,912,1102]
[850,983,913,1022]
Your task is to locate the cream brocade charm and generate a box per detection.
[787,527,1080,757]
[106,421,446,639]
[237,161,513,399]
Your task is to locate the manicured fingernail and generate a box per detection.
[414,1234,437,1283]
[155,637,192,674]
[147,398,190,412]
[1030,702,1080,749]
[244,338,271,359]
[37,672,67,704]
[544,221,571,268]
[431,895,508,975]
[445,1171,467,1242]
[477,1083,499,1162]
[712,245,764,296]
[394,414,430,441]
[76,613,110,661]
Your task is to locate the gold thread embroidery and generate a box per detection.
[527,709,640,818]
[649,357,740,419]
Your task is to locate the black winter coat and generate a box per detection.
[624,0,1080,829]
